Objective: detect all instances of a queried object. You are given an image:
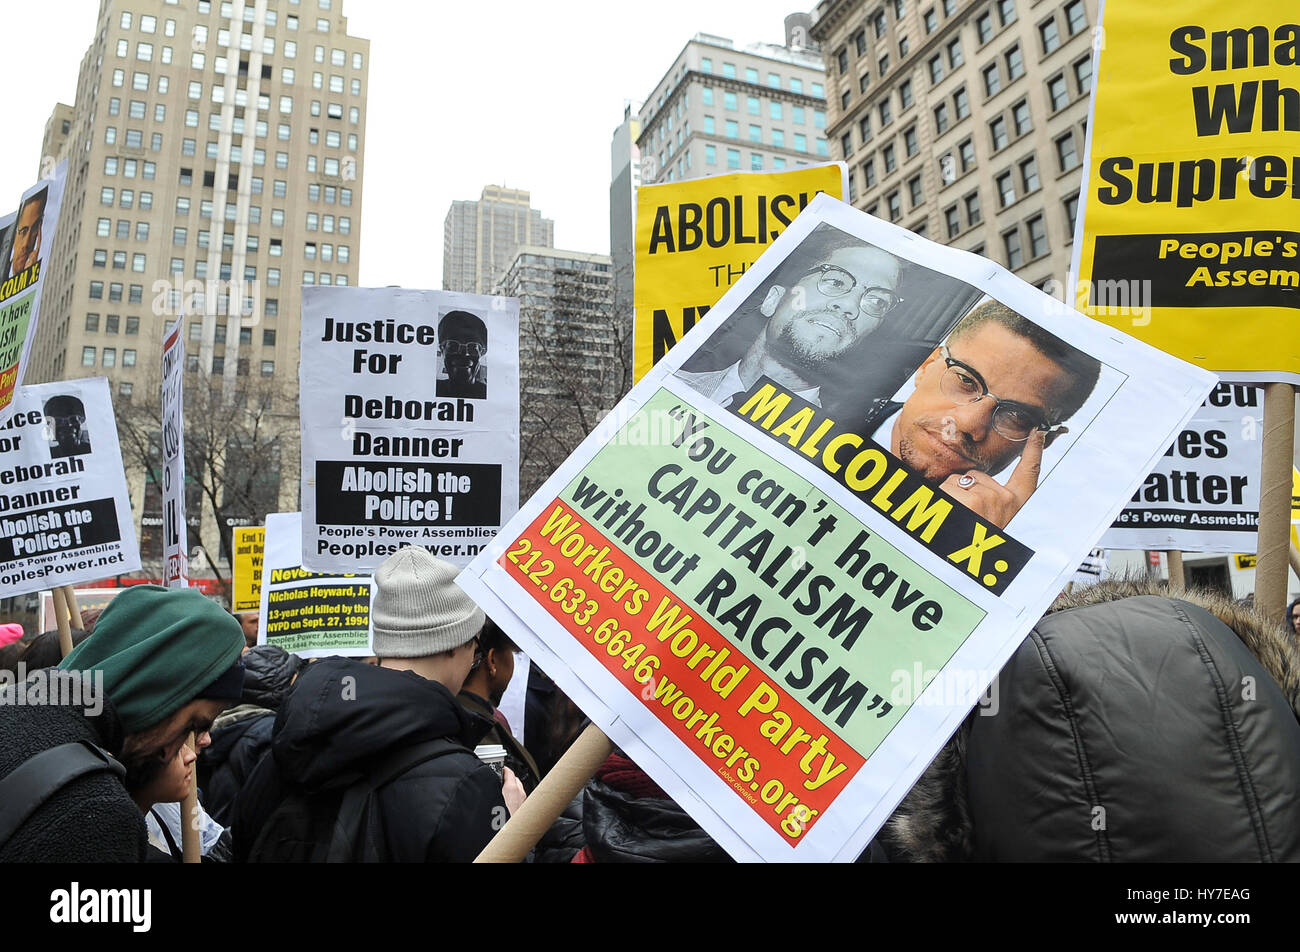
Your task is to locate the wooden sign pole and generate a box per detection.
[62,586,84,629]
[1254,383,1296,627]
[1166,550,1184,592]
[181,731,200,863]
[475,723,613,863]
[51,587,73,658]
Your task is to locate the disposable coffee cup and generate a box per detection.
[474,744,507,780]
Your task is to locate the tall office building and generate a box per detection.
[809,0,1095,290]
[442,185,555,295]
[27,0,368,571]
[609,104,641,322]
[635,19,828,187]
[494,246,619,499]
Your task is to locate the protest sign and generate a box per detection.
[299,287,519,574]
[161,322,188,587]
[1070,548,1107,588]
[1102,383,1263,552]
[1071,1,1300,383]
[39,587,124,633]
[0,378,141,599]
[460,195,1216,862]
[259,512,372,658]
[0,163,67,424]
[633,163,847,381]
[231,526,265,614]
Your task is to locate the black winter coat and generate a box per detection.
[231,659,507,862]
[197,706,276,825]
[0,671,145,862]
[881,581,1300,862]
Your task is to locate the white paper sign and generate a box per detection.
[299,287,519,573]
[457,195,1216,863]
[1102,383,1263,553]
[161,322,188,587]
[0,378,141,597]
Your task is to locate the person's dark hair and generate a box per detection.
[1286,597,1300,632]
[0,628,90,676]
[438,309,487,346]
[477,617,516,656]
[947,298,1102,423]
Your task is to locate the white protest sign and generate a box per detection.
[161,322,188,587]
[0,162,67,426]
[0,378,141,598]
[1102,383,1263,553]
[258,511,373,658]
[457,195,1216,862]
[299,287,519,573]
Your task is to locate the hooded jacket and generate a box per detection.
[198,645,302,824]
[880,580,1300,862]
[231,658,506,862]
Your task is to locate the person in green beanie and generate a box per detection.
[0,585,245,862]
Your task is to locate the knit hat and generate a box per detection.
[59,585,245,734]
[371,546,484,657]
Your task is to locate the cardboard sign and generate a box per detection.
[1102,383,1263,552]
[299,287,519,573]
[161,323,188,587]
[259,512,372,658]
[0,378,141,598]
[1072,0,1300,382]
[633,163,847,381]
[459,195,1215,861]
[231,526,265,614]
[0,163,67,423]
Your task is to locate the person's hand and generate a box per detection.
[940,428,1046,529]
[502,766,527,816]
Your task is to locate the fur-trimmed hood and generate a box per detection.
[880,578,1300,862]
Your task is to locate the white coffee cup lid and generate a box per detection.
[474,744,507,762]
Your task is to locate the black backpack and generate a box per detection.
[246,738,460,862]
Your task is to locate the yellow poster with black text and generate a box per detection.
[231,526,265,614]
[1072,1,1300,382]
[634,163,846,381]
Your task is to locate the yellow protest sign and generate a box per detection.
[231,526,265,613]
[633,163,845,381]
[1072,2,1300,380]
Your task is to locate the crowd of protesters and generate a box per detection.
[2,554,1299,863]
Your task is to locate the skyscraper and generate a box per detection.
[442,185,555,295]
[609,104,641,326]
[809,0,1095,291]
[26,0,368,572]
[635,20,828,188]
[494,246,621,499]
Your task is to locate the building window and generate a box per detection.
[1064,0,1086,35]
[887,191,902,221]
[1021,156,1040,193]
[859,115,872,141]
[1063,193,1080,235]
[976,12,993,44]
[722,62,736,79]
[953,85,970,119]
[959,137,975,171]
[1056,131,1079,170]
[1047,74,1069,111]
[883,143,897,173]
[85,313,99,332]
[1005,45,1025,81]
[880,99,893,126]
[997,0,1017,27]
[945,206,961,238]
[934,102,950,135]
[1027,215,1048,258]
[82,347,96,367]
[879,53,890,75]
[989,116,1008,151]
[1040,18,1061,54]
[899,79,914,109]
[837,48,849,74]
[1010,99,1032,137]
[948,38,964,68]
[724,91,737,111]
[924,9,937,33]
[904,125,919,157]
[749,124,762,143]
[727,148,740,169]
[863,157,877,187]
[854,30,867,55]
[996,171,1016,207]
[1074,56,1093,95]
[1003,228,1024,269]
[704,144,717,166]
[102,348,117,368]
[794,133,807,152]
[929,55,944,85]
[965,191,982,225]
[751,153,763,170]
[983,63,1000,97]
[261,361,275,377]
[908,174,923,207]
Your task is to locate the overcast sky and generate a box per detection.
[0,0,817,289]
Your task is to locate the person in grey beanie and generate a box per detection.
[232,546,517,862]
